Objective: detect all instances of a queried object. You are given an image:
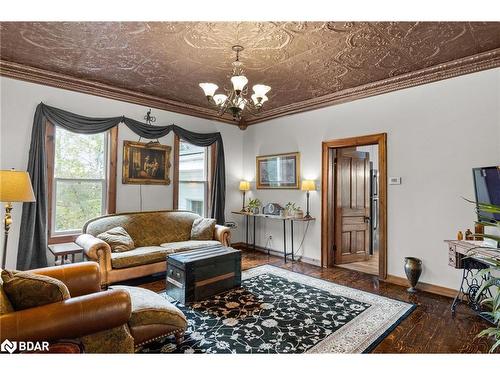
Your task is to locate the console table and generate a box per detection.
[232,211,315,262]
[445,240,499,322]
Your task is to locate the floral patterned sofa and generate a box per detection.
[76,210,230,287]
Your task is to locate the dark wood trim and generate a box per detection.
[208,142,217,214]
[384,275,457,299]
[2,48,500,127]
[172,134,180,210]
[321,133,388,280]
[45,120,56,244]
[244,48,500,125]
[107,126,118,214]
[0,60,238,126]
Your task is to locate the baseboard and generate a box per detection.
[384,275,458,298]
[232,242,457,298]
[232,242,321,267]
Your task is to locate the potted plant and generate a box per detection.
[466,199,500,353]
[247,198,261,214]
[284,202,302,218]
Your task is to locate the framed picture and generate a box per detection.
[256,152,300,189]
[122,141,171,185]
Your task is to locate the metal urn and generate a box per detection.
[404,257,422,293]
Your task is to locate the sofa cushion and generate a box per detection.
[111,246,170,269]
[85,211,202,247]
[111,285,187,329]
[190,217,216,240]
[1,269,70,311]
[97,226,135,253]
[160,240,220,253]
[110,241,221,269]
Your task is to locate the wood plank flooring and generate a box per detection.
[336,250,379,276]
[137,249,493,353]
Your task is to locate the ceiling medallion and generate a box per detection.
[199,45,271,123]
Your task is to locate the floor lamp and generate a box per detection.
[0,170,36,269]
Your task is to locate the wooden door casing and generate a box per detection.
[334,149,370,264]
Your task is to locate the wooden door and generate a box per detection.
[334,148,371,264]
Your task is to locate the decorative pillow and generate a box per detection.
[97,226,135,252]
[190,217,216,241]
[1,269,70,311]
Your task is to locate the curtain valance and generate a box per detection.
[18,103,225,269]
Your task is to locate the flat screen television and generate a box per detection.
[473,166,500,221]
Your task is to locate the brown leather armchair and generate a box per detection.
[0,262,134,352]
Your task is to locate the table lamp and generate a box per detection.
[239,180,250,211]
[0,170,36,268]
[301,179,316,219]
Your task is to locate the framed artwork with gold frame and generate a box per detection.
[122,141,171,185]
[256,152,300,189]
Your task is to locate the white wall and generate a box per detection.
[0,77,245,268]
[1,68,499,290]
[242,68,500,289]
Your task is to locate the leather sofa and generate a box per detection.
[0,262,188,353]
[76,210,231,287]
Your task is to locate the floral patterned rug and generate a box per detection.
[140,265,415,354]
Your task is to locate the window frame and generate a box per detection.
[173,135,215,217]
[46,121,118,244]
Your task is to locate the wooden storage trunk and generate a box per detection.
[166,245,241,304]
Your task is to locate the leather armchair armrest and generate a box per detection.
[0,289,131,343]
[215,224,231,246]
[31,262,101,297]
[76,234,112,285]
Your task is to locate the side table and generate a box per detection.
[48,242,83,265]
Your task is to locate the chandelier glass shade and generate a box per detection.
[199,45,271,121]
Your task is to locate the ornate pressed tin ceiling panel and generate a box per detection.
[1,22,500,126]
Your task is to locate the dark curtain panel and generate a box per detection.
[17,103,226,270]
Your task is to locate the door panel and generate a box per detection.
[334,149,370,264]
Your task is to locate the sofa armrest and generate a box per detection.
[0,289,131,343]
[31,262,101,297]
[215,224,231,246]
[76,234,112,286]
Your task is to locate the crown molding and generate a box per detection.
[0,60,238,126]
[2,48,500,128]
[245,48,500,125]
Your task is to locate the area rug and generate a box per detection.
[140,265,415,354]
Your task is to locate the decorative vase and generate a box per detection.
[404,257,422,293]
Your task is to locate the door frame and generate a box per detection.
[321,133,387,279]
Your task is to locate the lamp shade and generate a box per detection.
[252,84,271,97]
[230,75,248,92]
[239,180,250,191]
[0,170,36,202]
[213,94,228,106]
[301,179,316,191]
[199,83,218,98]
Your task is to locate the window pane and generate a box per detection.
[54,180,104,232]
[55,127,106,179]
[179,140,206,181]
[178,181,205,216]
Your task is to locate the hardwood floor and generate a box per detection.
[336,250,379,276]
[137,249,493,353]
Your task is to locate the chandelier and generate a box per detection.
[199,45,271,122]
